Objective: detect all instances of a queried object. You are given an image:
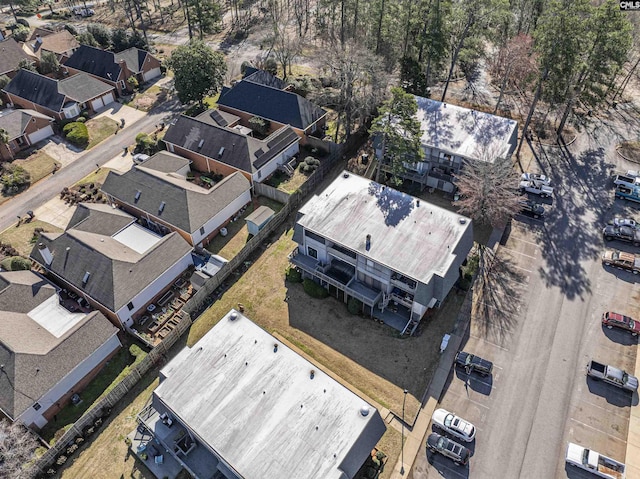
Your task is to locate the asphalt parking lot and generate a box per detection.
[413,198,639,478]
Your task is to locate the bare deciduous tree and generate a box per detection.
[0,419,39,479]
[453,145,522,227]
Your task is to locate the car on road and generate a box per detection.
[521,172,551,185]
[602,225,640,246]
[431,409,476,442]
[454,351,493,376]
[519,199,545,219]
[426,432,470,466]
[132,153,150,164]
[602,311,640,336]
[609,218,637,228]
[519,179,553,197]
[601,249,640,274]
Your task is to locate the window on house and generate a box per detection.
[119,80,126,89]
[33,402,41,411]
[16,137,25,146]
[304,230,325,244]
[307,247,318,259]
[127,302,134,311]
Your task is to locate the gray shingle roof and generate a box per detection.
[0,109,53,140]
[163,113,299,174]
[29,203,192,312]
[64,44,121,82]
[3,69,66,112]
[242,67,288,90]
[0,270,118,420]
[0,37,31,76]
[114,47,147,73]
[101,151,251,234]
[58,72,115,103]
[218,80,326,130]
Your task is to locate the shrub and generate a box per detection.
[248,116,269,136]
[347,297,362,315]
[1,164,31,194]
[240,61,253,75]
[56,455,67,466]
[66,443,78,455]
[285,267,302,283]
[75,436,84,445]
[0,75,10,90]
[12,24,30,42]
[64,24,78,35]
[299,156,321,174]
[127,75,139,90]
[264,57,278,75]
[63,122,89,147]
[87,23,111,48]
[135,133,158,154]
[76,116,86,123]
[302,279,329,299]
[0,256,31,271]
[290,76,312,97]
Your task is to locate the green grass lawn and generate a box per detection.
[86,117,120,149]
[0,219,62,256]
[41,342,148,445]
[205,197,284,260]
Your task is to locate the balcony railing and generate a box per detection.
[327,246,357,265]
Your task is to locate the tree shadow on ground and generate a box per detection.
[532,143,614,300]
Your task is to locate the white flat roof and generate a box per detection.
[155,310,386,479]
[112,223,162,254]
[415,96,518,160]
[28,294,86,338]
[297,172,472,284]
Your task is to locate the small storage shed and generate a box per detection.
[245,206,275,236]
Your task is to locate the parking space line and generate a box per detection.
[576,396,631,419]
[499,247,537,260]
[472,316,515,334]
[428,459,468,478]
[569,417,627,443]
[470,334,510,352]
[487,271,530,286]
[503,263,533,273]
[446,387,491,410]
[501,234,542,248]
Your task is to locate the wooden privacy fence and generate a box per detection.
[32,316,192,475]
[32,142,344,476]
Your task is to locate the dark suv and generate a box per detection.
[519,200,545,219]
[454,351,493,376]
[427,432,470,465]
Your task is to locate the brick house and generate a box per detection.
[0,109,55,161]
[23,29,80,64]
[0,37,34,78]
[3,69,116,120]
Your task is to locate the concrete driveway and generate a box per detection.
[94,102,147,126]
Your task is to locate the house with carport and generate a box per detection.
[0,109,55,161]
[29,203,193,329]
[290,171,474,335]
[0,270,121,430]
[101,151,252,247]
[3,69,116,120]
[375,96,518,192]
[163,110,299,184]
[132,309,386,479]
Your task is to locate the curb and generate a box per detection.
[615,144,640,165]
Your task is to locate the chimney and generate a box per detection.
[38,243,53,265]
[365,234,371,251]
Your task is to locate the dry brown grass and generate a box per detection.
[86,117,120,150]
[189,223,464,424]
[0,220,62,257]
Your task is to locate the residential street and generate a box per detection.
[412,102,640,479]
[0,99,182,232]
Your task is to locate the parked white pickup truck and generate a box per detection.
[519,180,553,197]
[566,443,625,479]
[586,360,638,392]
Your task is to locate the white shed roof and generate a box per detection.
[155,310,386,479]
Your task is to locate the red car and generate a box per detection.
[602,312,640,336]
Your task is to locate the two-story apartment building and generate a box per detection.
[290,171,474,335]
[375,96,518,192]
[29,203,193,329]
[133,309,386,479]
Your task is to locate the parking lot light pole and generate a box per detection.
[400,389,408,474]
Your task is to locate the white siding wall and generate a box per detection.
[191,189,251,246]
[303,235,328,264]
[18,333,122,429]
[253,141,299,183]
[116,253,193,327]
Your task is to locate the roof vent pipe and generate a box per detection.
[365,234,371,251]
